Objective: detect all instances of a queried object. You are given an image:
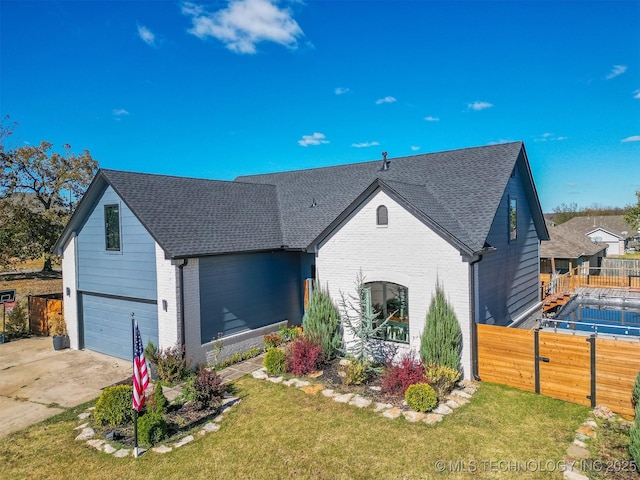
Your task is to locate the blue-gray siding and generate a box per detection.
[199,252,303,344]
[82,293,158,360]
[76,186,157,300]
[477,154,540,326]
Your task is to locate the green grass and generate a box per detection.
[0,379,589,480]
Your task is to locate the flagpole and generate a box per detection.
[132,313,139,458]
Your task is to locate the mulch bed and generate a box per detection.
[95,401,221,448]
[312,358,405,408]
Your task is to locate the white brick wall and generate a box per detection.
[61,233,79,350]
[182,258,203,364]
[155,243,180,349]
[316,190,473,378]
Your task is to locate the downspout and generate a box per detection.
[469,254,484,381]
[178,259,188,350]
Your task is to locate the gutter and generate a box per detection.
[176,259,188,350]
[468,252,485,382]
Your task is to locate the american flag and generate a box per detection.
[132,321,149,412]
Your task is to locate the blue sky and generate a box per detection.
[2,0,639,212]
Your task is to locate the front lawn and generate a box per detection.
[0,378,588,480]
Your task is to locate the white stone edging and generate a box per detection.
[252,367,477,425]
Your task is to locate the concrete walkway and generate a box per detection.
[217,354,265,383]
[0,337,130,438]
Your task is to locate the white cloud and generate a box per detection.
[621,135,640,143]
[298,132,328,147]
[181,0,303,54]
[351,141,379,148]
[606,65,627,79]
[467,101,493,111]
[410,146,420,151]
[566,182,577,187]
[375,96,396,105]
[487,139,514,145]
[535,132,566,142]
[137,24,156,46]
[335,87,349,95]
[634,90,640,99]
[112,109,130,117]
[424,115,440,122]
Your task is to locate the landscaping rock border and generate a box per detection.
[73,394,241,457]
[252,367,477,424]
[562,405,619,480]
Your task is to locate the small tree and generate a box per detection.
[339,271,394,363]
[419,281,462,372]
[302,283,342,360]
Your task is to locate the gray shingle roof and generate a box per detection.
[101,170,284,258]
[540,220,607,259]
[56,141,545,259]
[560,215,636,239]
[238,142,530,253]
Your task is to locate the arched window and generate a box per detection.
[363,281,409,343]
[376,205,388,226]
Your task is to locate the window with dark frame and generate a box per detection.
[509,197,517,241]
[364,281,409,344]
[105,204,121,251]
[376,205,388,226]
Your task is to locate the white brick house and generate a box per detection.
[55,142,549,378]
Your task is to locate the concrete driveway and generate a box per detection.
[0,337,131,438]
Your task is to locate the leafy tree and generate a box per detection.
[419,281,462,372]
[0,118,98,270]
[302,283,342,360]
[551,202,579,225]
[624,191,640,233]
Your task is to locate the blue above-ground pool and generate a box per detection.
[547,293,640,337]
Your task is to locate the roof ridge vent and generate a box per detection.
[380,151,390,171]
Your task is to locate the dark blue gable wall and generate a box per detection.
[476,155,540,325]
[199,251,303,343]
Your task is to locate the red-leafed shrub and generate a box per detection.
[285,336,323,376]
[381,353,426,397]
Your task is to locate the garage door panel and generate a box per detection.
[82,294,158,360]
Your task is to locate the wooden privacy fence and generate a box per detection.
[477,323,640,417]
[28,294,63,336]
[541,266,640,300]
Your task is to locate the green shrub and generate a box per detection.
[144,341,158,367]
[278,326,301,343]
[264,348,286,376]
[633,372,640,409]
[419,281,462,372]
[302,285,342,360]
[147,384,169,414]
[405,383,437,413]
[179,367,226,410]
[424,364,461,401]
[138,412,167,446]
[343,358,370,386]
[94,385,134,427]
[5,301,29,339]
[631,405,640,466]
[156,344,191,384]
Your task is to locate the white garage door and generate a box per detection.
[82,293,158,360]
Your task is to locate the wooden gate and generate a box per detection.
[478,323,640,417]
[538,331,592,408]
[28,294,63,335]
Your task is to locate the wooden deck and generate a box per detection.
[541,266,640,312]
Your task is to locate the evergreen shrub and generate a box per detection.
[405,383,437,412]
[263,348,286,376]
[94,385,134,427]
[302,285,342,360]
[138,412,167,446]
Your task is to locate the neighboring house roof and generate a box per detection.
[55,141,548,259]
[238,141,548,253]
[540,219,607,259]
[561,215,636,240]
